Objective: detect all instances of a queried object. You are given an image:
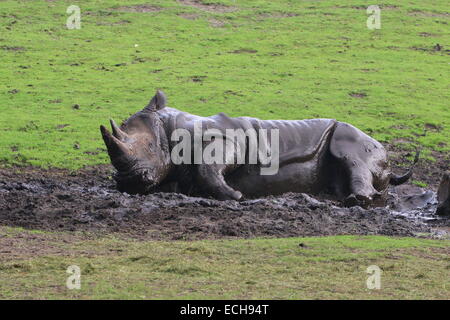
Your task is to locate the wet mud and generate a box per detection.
[0,157,448,240]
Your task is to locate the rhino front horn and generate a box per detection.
[100,125,133,171]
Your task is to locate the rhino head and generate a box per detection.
[100,90,172,194]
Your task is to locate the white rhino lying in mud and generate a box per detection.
[100,90,419,208]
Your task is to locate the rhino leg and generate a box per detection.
[197,164,243,201]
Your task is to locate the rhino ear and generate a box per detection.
[144,90,166,112]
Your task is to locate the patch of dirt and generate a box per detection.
[419,32,437,37]
[381,5,399,10]
[333,5,398,11]
[411,44,449,54]
[96,20,131,26]
[229,48,258,54]
[209,18,226,28]
[114,5,162,13]
[392,138,414,145]
[360,68,378,73]
[387,145,449,189]
[349,92,367,98]
[424,123,442,132]
[0,150,448,241]
[191,75,207,82]
[1,46,25,52]
[255,12,299,20]
[408,10,449,18]
[56,124,70,130]
[178,13,200,20]
[0,228,83,262]
[177,0,237,13]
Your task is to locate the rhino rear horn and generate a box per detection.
[110,119,129,141]
[144,90,166,112]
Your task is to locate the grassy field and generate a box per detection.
[0,0,449,168]
[0,0,449,299]
[0,227,449,299]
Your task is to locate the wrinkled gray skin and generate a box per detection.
[101,90,418,208]
[437,173,450,215]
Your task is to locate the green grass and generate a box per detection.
[0,0,449,168]
[1,1,449,300]
[0,227,448,299]
[412,179,428,188]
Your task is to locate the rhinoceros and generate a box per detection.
[100,90,418,208]
[437,173,450,216]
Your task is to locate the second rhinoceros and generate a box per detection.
[437,173,450,216]
[100,90,418,208]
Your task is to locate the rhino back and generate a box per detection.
[160,108,338,161]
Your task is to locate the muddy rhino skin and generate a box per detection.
[100,90,418,207]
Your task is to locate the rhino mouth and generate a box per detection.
[113,167,158,194]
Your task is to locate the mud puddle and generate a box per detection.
[0,164,448,240]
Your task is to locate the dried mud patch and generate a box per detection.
[1,46,26,52]
[255,12,299,20]
[176,13,226,27]
[178,12,201,20]
[410,44,449,54]
[333,5,399,11]
[408,10,449,18]
[229,48,258,54]
[209,18,226,27]
[177,0,237,13]
[349,91,367,98]
[114,5,163,13]
[419,32,438,37]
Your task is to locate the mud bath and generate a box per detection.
[0,152,448,240]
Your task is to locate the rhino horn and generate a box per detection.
[144,90,167,112]
[109,119,129,141]
[100,125,133,171]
